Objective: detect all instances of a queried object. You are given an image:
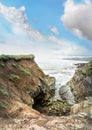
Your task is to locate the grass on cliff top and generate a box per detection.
[0,54,34,61]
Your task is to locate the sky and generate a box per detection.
[0,0,92,58]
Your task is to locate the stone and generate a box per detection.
[59,85,75,105]
[67,61,92,102]
[0,54,55,117]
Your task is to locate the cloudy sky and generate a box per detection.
[0,0,92,58]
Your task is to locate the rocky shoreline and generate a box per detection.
[0,55,92,129]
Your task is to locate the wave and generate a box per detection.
[36,58,88,103]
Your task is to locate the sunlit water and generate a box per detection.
[36,58,88,104]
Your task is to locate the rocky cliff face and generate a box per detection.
[0,54,55,117]
[0,54,70,118]
[67,61,92,128]
[67,61,92,102]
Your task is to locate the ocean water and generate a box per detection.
[36,58,88,104]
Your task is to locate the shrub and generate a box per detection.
[12,63,17,67]
[18,65,31,75]
[9,74,20,82]
[0,63,5,68]
[0,102,7,109]
[0,88,8,96]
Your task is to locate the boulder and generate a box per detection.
[71,97,92,118]
[59,85,75,105]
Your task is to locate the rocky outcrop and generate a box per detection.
[0,54,70,117]
[0,54,55,117]
[67,61,92,102]
[71,97,92,116]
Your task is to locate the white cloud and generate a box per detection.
[84,0,91,4]
[49,26,59,35]
[49,36,63,44]
[49,36,89,56]
[0,2,91,58]
[0,2,43,41]
[61,0,92,41]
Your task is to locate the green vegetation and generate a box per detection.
[0,63,5,68]
[85,64,92,76]
[18,65,31,75]
[0,54,34,61]
[0,88,8,96]
[9,74,20,82]
[12,63,31,75]
[37,67,43,73]
[79,69,86,76]
[79,64,92,77]
[12,63,17,67]
[0,102,7,109]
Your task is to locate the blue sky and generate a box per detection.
[0,0,92,58]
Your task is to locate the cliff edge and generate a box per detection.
[68,60,92,102]
[0,54,70,118]
[0,54,55,117]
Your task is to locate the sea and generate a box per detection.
[36,57,88,103]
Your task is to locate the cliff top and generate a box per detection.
[0,54,34,61]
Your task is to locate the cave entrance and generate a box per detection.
[32,92,71,116]
[32,92,49,115]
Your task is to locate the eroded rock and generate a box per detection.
[68,61,92,102]
[0,54,56,117]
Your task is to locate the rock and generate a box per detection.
[0,54,70,117]
[34,99,70,116]
[0,55,92,129]
[71,97,92,118]
[59,85,75,105]
[68,61,92,102]
[0,109,92,130]
[0,54,56,117]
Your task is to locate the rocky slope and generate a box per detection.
[0,110,92,130]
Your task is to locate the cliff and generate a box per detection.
[0,54,55,117]
[0,55,92,129]
[68,60,92,102]
[0,54,70,118]
[67,61,92,127]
